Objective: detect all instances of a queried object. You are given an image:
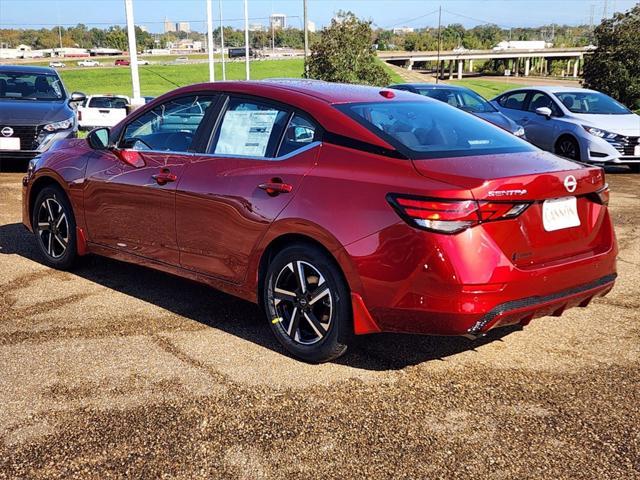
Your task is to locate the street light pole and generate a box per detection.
[243,0,250,80]
[436,5,442,83]
[303,0,309,77]
[206,0,215,82]
[219,0,226,80]
[124,0,142,104]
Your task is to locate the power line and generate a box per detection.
[380,9,440,29]
[0,16,301,27]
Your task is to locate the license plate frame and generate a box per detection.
[542,196,580,232]
[0,137,20,151]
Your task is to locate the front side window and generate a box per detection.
[554,91,631,115]
[122,95,214,152]
[419,88,495,113]
[527,92,561,116]
[498,91,527,110]
[0,72,64,101]
[211,98,288,158]
[339,100,535,159]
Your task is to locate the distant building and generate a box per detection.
[249,23,265,32]
[306,20,316,33]
[270,13,286,30]
[393,27,414,34]
[138,25,149,33]
[164,18,176,33]
[176,21,191,33]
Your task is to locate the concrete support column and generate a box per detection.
[457,60,463,79]
[525,58,530,76]
[514,58,519,77]
[448,60,454,79]
[405,59,414,71]
[573,58,579,77]
[468,59,474,72]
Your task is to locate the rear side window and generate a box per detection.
[338,100,535,159]
[277,114,318,157]
[498,91,527,110]
[210,98,288,158]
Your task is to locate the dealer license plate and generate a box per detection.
[0,137,20,150]
[542,196,580,232]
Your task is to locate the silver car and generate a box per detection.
[492,86,640,172]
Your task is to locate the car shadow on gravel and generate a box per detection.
[0,222,519,371]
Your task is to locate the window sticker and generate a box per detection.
[215,110,279,157]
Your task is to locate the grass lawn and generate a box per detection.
[59,58,305,97]
[448,79,524,99]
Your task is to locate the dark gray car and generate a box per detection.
[389,83,526,139]
[0,65,85,167]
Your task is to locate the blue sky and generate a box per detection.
[0,0,637,32]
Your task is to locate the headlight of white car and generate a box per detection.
[582,125,618,140]
[514,126,526,137]
[43,117,75,132]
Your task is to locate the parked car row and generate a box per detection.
[49,59,151,69]
[390,82,640,172]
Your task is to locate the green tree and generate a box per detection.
[583,5,640,108]
[307,11,390,86]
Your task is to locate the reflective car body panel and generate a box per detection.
[22,80,617,339]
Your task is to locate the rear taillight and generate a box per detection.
[387,194,530,234]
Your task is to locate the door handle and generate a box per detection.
[258,179,293,196]
[152,168,177,185]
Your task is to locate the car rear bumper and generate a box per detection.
[345,216,617,337]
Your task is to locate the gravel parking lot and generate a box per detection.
[0,169,638,479]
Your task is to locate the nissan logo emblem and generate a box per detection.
[564,175,577,193]
[1,127,13,137]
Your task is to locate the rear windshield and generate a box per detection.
[554,91,631,115]
[88,97,128,109]
[338,100,534,159]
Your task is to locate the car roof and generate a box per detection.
[0,64,58,75]
[390,83,471,92]
[497,85,597,96]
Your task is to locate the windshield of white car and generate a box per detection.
[339,100,534,159]
[555,91,631,115]
[0,72,65,101]
[417,88,497,113]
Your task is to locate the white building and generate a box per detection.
[306,20,316,33]
[176,21,191,33]
[393,27,414,34]
[249,23,265,32]
[164,19,176,33]
[270,13,286,30]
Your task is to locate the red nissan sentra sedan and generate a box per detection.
[21,80,617,362]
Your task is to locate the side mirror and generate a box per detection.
[87,127,110,150]
[535,107,552,118]
[69,91,86,104]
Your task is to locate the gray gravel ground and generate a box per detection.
[0,168,638,479]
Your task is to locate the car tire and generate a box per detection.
[263,243,351,363]
[555,136,580,161]
[32,185,78,270]
[629,164,640,173]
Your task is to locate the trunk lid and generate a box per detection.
[412,151,611,268]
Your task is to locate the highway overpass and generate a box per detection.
[379,47,592,79]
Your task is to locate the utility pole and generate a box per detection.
[124,0,142,105]
[206,0,215,82]
[435,5,442,83]
[243,0,250,80]
[602,0,608,19]
[219,0,226,80]
[303,0,309,78]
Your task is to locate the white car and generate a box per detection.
[77,59,100,67]
[49,61,66,68]
[77,95,130,130]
